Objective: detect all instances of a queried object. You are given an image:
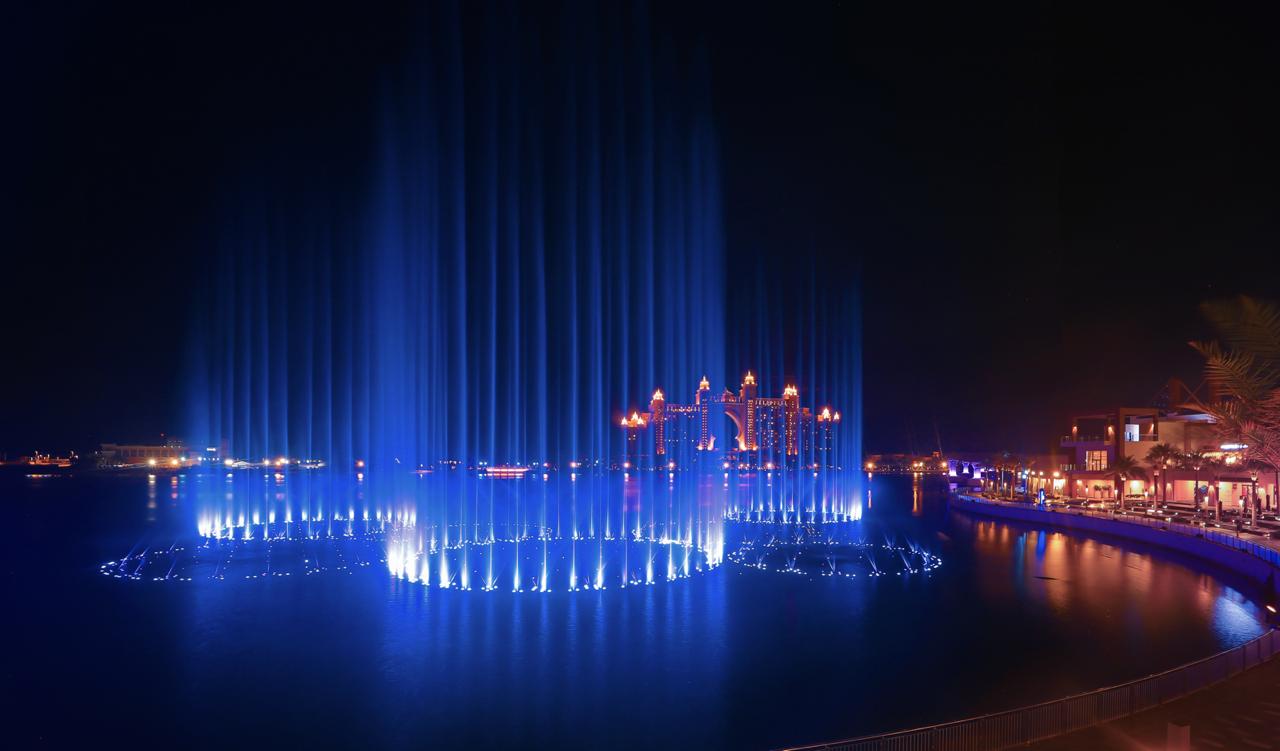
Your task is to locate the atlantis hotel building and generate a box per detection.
[621,372,842,469]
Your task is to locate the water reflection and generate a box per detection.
[109,467,880,592]
[957,514,1264,648]
[22,472,1269,749]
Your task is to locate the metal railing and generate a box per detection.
[1202,527,1280,567]
[1061,435,1106,444]
[786,629,1279,751]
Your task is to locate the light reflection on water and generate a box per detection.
[8,472,1270,749]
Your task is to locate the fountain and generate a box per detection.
[159,2,869,594]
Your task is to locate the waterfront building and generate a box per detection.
[98,440,193,468]
[621,372,840,469]
[1055,403,1277,509]
[866,452,949,474]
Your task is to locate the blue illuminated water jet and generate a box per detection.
[182,3,864,592]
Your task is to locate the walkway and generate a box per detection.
[1027,655,1280,750]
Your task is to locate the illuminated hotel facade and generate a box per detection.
[621,372,841,469]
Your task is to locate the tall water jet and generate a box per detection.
[183,1,861,592]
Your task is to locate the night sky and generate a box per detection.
[4,1,1278,456]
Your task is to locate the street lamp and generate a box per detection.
[1250,468,1260,528]
[1163,459,1172,504]
[1193,462,1202,516]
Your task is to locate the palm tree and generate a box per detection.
[988,451,1026,499]
[1146,442,1183,470]
[1107,455,1148,508]
[1189,296,1280,475]
[1177,450,1218,513]
[1145,443,1182,503]
[989,451,1010,497]
[1009,453,1030,499]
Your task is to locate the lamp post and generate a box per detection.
[1194,462,1202,516]
[1251,468,1259,529]
[1153,469,1160,509]
[1163,460,1170,504]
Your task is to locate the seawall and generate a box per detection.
[951,494,1278,587]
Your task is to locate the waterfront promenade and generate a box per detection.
[1028,655,1280,750]
[783,628,1279,751]
[945,493,1280,750]
[1065,495,1280,553]
[954,492,1280,586]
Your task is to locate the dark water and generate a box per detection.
[7,472,1265,749]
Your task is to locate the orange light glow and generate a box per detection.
[621,411,647,428]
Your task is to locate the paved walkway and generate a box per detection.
[1028,656,1280,750]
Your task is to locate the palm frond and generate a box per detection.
[1191,340,1276,404]
[1201,296,1280,371]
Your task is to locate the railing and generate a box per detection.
[1202,527,1280,567]
[786,629,1279,751]
[955,493,1280,568]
